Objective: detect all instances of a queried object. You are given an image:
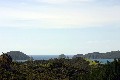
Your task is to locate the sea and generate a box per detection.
[91,59,114,64]
[30,55,114,64]
[29,55,73,60]
[17,55,114,64]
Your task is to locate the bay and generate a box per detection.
[30,55,74,60]
[15,55,115,64]
[92,59,114,64]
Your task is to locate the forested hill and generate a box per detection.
[6,51,30,60]
[73,50,120,59]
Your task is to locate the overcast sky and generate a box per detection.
[0,0,120,55]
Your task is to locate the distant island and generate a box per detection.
[6,51,30,60]
[73,50,120,59]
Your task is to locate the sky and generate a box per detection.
[0,0,120,55]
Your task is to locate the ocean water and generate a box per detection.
[16,55,114,64]
[29,55,74,60]
[30,55,114,64]
[92,59,114,64]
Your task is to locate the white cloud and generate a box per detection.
[0,2,120,29]
[37,0,68,4]
[35,0,95,4]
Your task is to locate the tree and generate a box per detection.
[0,52,12,64]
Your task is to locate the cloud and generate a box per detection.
[37,0,68,4]
[35,0,95,4]
[0,0,120,29]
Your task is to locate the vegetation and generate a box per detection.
[0,53,120,80]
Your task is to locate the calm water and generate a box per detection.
[92,59,114,64]
[16,55,114,64]
[30,55,114,63]
[29,55,74,60]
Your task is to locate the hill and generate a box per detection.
[6,51,30,60]
[73,50,120,59]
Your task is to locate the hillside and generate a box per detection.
[73,50,120,59]
[6,51,30,60]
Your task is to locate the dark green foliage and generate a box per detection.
[0,53,120,80]
[0,53,12,70]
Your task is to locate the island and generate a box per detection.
[6,51,30,60]
[73,50,120,59]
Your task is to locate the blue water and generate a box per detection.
[29,55,74,60]
[16,55,114,64]
[92,59,114,64]
[30,55,114,64]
